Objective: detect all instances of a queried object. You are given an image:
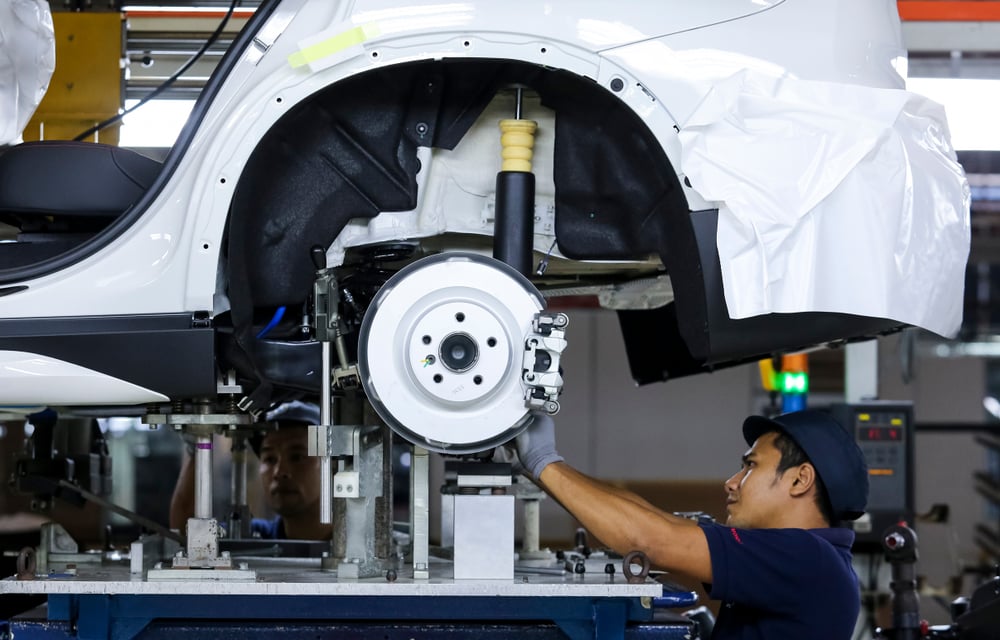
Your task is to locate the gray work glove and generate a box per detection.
[492,445,527,478]
[515,413,563,480]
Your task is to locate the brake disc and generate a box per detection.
[358,252,547,454]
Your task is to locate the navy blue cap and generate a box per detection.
[250,401,320,457]
[743,409,869,521]
[265,400,320,425]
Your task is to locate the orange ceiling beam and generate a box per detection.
[126,4,1000,23]
[898,1,1000,21]
[124,9,256,19]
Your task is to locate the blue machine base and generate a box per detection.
[7,617,696,640]
[4,593,699,640]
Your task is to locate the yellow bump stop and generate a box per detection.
[499,119,538,172]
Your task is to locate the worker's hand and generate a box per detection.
[492,445,527,478]
[515,413,563,480]
[179,430,198,456]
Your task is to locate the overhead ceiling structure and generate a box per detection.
[901,1,1000,80]
[900,0,1000,56]
[117,2,1000,95]
[122,1,259,100]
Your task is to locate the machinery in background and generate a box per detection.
[831,402,915,551]
[876,523,1000,640]
[11,411,112,513]
[758,353,811,413]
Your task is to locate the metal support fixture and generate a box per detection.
[310,396,395,579]
[524,499,541,552]
[337,422,391,579]
[493,86,538,276]
[308,416,357,529]
[448,462,515,580]
[410,446,430,580]
[177,419,230,570]
[130,535,179,576]
[34,523,84,576]
[193,432,212,520]
[144,405,256,579]
[514,476,551,561]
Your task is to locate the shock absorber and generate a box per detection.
[493,87,537,276]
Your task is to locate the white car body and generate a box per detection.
[0,0,965,411]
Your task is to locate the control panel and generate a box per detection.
[830,402,914,552]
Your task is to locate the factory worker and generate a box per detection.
[170,400,331,540]
[514,409,868,640]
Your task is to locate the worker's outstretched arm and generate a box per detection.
[517,414,713,584]
[169,451,195,530]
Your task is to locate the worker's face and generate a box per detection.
[258,428,321,517]
[723,432,795,529]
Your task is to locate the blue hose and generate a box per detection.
[256,306,286,339]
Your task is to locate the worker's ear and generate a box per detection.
[787,463,816,498]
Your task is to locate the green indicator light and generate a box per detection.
[780,372,809,394]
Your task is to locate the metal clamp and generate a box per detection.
[522,312,568,414]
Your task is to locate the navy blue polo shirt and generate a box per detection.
[250,515,285,539]
[699,522,859,640]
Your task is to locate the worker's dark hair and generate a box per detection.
[249,420,310,458]
[769,429,838,526]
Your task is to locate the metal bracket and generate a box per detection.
[307,424,362,458]
[332,364,360,390]
[217,369,242,395]
[522,312,569,414]
[314,269,339,343]
[314,268,361,390]
[144,413,252,428]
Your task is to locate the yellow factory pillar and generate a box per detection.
[22,11,124,145]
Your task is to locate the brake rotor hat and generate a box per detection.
[742,409,869,521]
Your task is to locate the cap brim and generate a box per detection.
[743,415,784,447]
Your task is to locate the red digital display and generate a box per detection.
[859,426,902,441]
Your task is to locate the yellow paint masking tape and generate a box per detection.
[288,22,382,69]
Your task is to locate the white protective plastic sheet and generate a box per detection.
[0,0,55,145]
[678,69,971,338]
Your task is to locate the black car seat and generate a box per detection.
[0,140,161,269]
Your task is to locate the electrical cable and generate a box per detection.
[256,305,286,339]
[870,554,883,639]
[855,553,881,640]
[73,0,241,142]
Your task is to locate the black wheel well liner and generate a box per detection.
[223,58,707,399]
[223,57,901,399]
